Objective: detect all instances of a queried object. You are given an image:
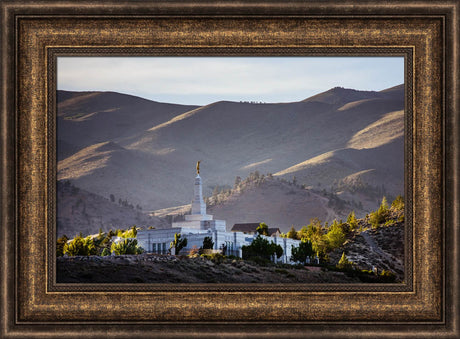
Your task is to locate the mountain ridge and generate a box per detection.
[57,84,405,236]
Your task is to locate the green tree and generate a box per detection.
[370,196,390,228]
[326,219,346,250]
[286,226,298,239]
[304,218,323,242]
[111,238,143,255]
[273,243,283,259]
[170,233,188,255]
[302,218,329,257]
[56,235,69,257]
[202,236,214,250]
[337,252,354,270]
[312,235,330,259]
[347,210,358,231]
[391,195,404,211]
[291,239,314,264]
[63,235,97,256]
[242,236,283,261]
[118,225,137,238]
[256,222,269,236]
[297,225,308,240]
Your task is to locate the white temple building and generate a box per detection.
[136,164,301,263]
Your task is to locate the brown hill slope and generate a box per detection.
[206,176,358,233]
[57,180,169,238]
[274,107,404,208]
[57,85,404,235]
[58,141,191,209]
[57,90,198,159]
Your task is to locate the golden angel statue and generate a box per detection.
[196,161,201,175]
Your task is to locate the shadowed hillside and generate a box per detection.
[57,85,404,236]
[57,180,169,238]
[57,90,198,160]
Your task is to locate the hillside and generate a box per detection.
[57,85,405,236]
[329,216,404,281]
[204,174,358,233]
[57,90,198,160]
[57,180,169,238]
[56,254,363,284]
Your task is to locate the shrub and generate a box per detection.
[101,248,111,256]
[336,252,354,270]
[110,238,143,255]
[63,235,97,256]
[188,245,200,258]
[391,195,404,211]
[384,219,396,226]
[379,269,396,283]
[56,235,69,257]
[208,252,225,264]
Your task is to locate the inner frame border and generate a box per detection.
[47,46,414,293]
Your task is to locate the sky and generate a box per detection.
[57,57,404,106]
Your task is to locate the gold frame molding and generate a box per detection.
[1,1,459,338]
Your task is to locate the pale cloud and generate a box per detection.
[57,57,404,105]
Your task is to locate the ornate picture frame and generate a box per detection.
[1,1,458,337]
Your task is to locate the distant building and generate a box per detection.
[136,166,300,263]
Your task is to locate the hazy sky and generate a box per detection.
[57,57,404,105]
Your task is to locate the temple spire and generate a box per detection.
[191,162,206,215]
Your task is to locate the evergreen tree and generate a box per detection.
[337,252,354,270]
[286,226,298,239]
[256,222,269,236]
[291,239,314,263]
[242,235,283,261]
[170,233,188,255]
[391,195,404,211]
[326,220,346,250]
[202,236,214,250]
[297,225,309,240]
[370,196,390,228]
[347,210,358,230]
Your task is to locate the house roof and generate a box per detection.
[231,223,260,233]
[267,228,281,236]
[231,223,280,236]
